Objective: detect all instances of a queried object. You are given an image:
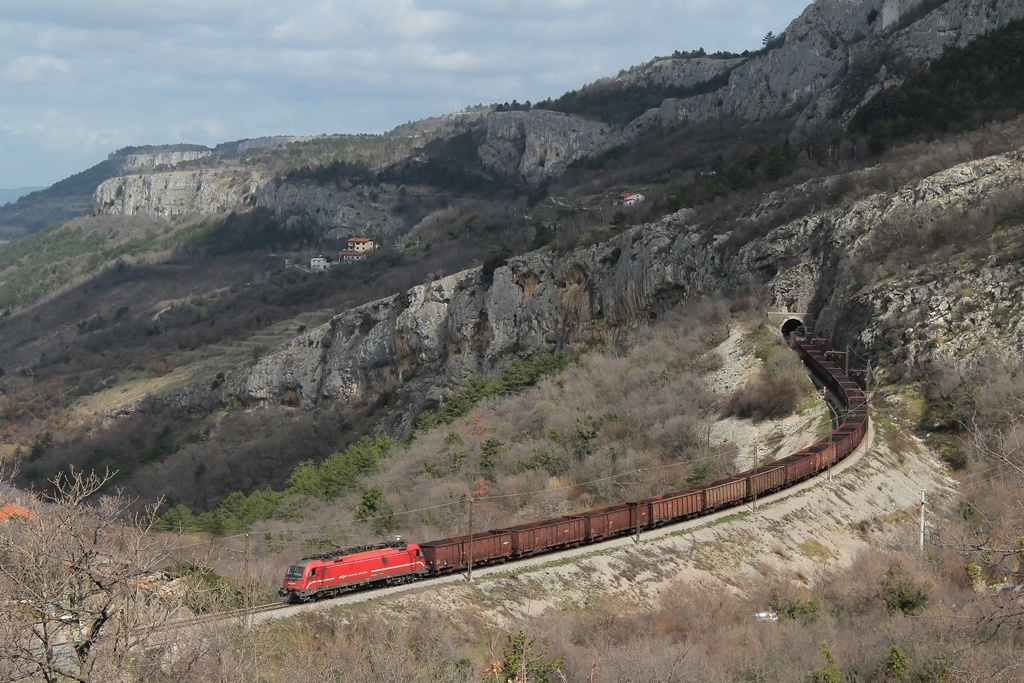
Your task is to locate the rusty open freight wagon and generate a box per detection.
[580,502,647,541]
[507,516,587,557]
[746,465,787,499]
[643,488,705,526]
[419,530,513,573]
[704,476,747,510]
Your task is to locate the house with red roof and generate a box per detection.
[615,192,647,207]
[339,250,366,263]
[347,237,375,253]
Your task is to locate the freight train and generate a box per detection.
[280,333,868,602]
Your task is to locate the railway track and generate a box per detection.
[164,331,872,627]
[230,420,875,628]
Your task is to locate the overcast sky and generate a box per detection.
[0,0,811,191]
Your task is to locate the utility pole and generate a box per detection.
[243,533,250,626]
[828,431,833,483]
[823,385,835,482]
[466,478,488,582]
[467,497,475,582]
[752,446,760,513]
[919,491,925,554]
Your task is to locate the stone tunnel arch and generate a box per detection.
[780,317,806,339]
[767,312,812,340]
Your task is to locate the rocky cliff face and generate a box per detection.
[120,151,211,171]
[482,0,1024,183]
[94,169,268,219]
[477,57,744,182]
[820,153,1024,369]
[211,146,1024,426]
[478,110,617,184]
[258,181,408,238]
[221,225,710,418]
[95,169,408,236]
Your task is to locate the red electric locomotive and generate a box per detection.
[279,541,427,602]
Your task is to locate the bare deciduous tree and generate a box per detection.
[0,468,186,682]
[962,421,1024,574]
[936,419,1024,643]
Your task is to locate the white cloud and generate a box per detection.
[2,55,69,82]
[0,108,125,155]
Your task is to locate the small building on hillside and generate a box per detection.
[310,256,330,271]
[339,250,366,263]
[347,236,375,252]
[615,192,647,206]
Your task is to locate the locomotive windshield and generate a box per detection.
[285,564,307,580]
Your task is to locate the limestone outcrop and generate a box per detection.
[478,110,617,183]
[258,181,407,238]
[94,169,408,237]
[120,151,211,171]
[94,169,268,219]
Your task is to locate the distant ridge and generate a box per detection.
[0,187,43,205]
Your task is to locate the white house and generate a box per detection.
[310,256,330,271]
[616,192,647,206]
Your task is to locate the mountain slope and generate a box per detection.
[210,126,1024,431]
[2,0,1024,519]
